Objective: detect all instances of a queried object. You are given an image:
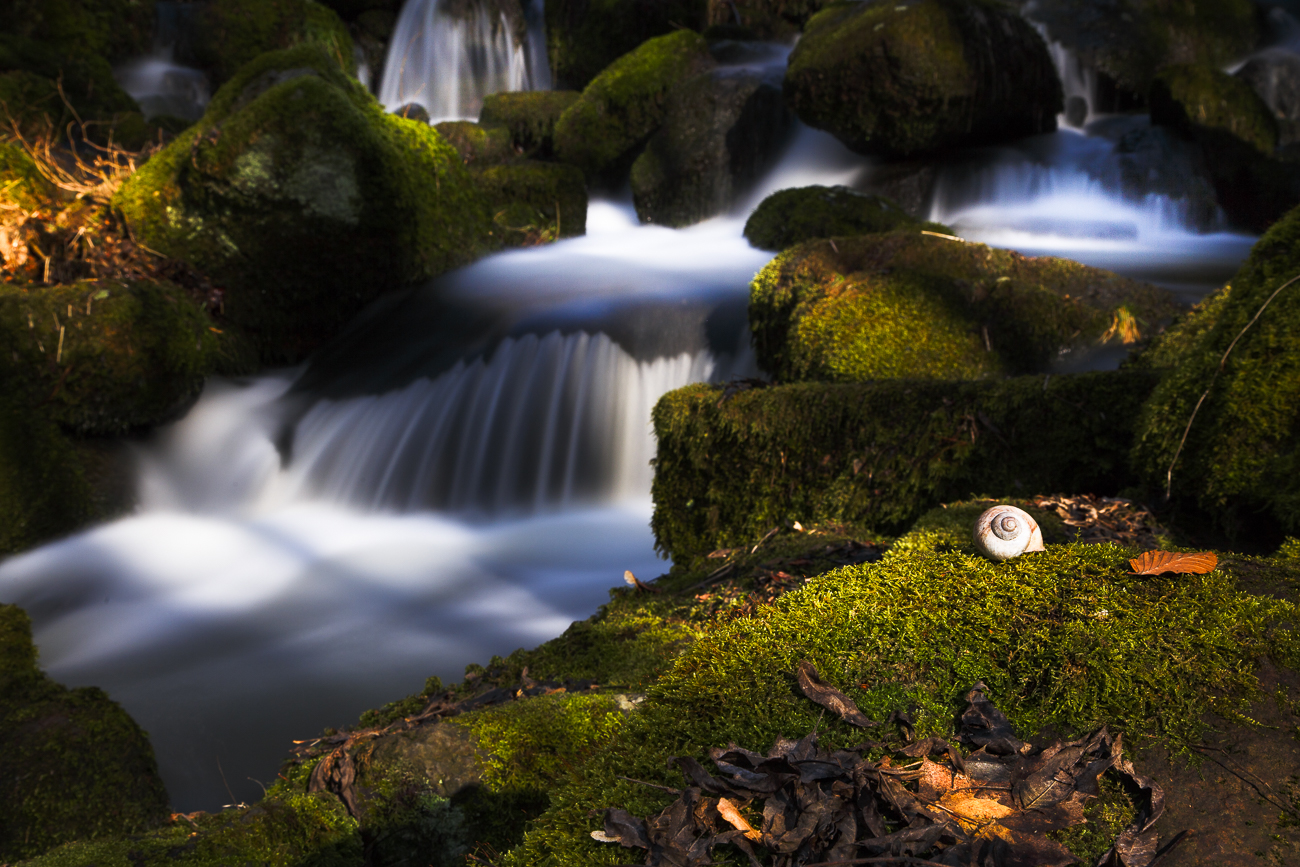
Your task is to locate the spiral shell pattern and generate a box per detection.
[973,505,1045,561]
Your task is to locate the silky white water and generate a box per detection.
[1,34,1269,813]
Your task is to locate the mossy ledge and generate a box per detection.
[650,371,1156,561]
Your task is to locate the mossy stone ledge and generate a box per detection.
[1132,202,1300,544]
[650,370,1157,561]
[552,30,716,183]
[749,231,1180,383]
[479,90,581,159]
[742,184,947,251]
[472,160,588,244]
[114,44,493,364]
[0,604,171,863]
[783,0,1062,158]
[192,0,356,87]
[433,120,517,165]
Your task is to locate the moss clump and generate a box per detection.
[743,185,949,251]
[479,90,581,159]
[784,0,1062,158]
[434,120,517,165]
[0,140,56,211]
[0,280,251,435]
[502,523,1298,865]
[114,44,492,363]
[0,0,155,65]
[553,30,716,181]
[472,160,588,244]
[750,232,1180,383]
[650,371,1157,561]
[193,0,355,87]
[1132,203,1300,542]
[544,0,708,90]
[1151,63,1278,155]
[0,604,171,862]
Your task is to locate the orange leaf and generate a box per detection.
[1128,550,1218,575]
[715,797,761,841]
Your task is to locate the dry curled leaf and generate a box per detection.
[1128,550,1217,576]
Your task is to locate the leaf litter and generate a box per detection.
[596,663,1174,866]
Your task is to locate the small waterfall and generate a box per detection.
[113,1,210,122]
[378,0,550,121]
[1037,26,1096,130]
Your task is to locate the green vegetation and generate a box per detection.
[553,30,715,181]
[433,120,516,165]
[743,185,946,250]
[544,0,707,90]
[1132,203,1300,542]
[0,604,170,863]
[749,232,1179,383]
[473,160,588,243]
[193,0,355,86]
[114,44,492,363]
[784,0,1061,157]
[650,371,1156,560]
[480,90,581,159]
[0,140,55,211]
[1150,63,1277,155]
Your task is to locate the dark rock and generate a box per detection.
[862,160,943,219]
[192,0,356,87]
[553,30,716,182]
[783,0,1062,158]
[479,90,581,158]
[630,68,791,226]
[702,0,831,39]
[1151,62,1278,154]
[1236,48,1300,148]
[544,0,708,90]
[743,185,936,251]
[394,101,430,123]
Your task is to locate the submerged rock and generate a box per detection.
[0,603,170,862]
[115,44,493,364]
[630,68,790,227]
[749,231,1179,384]
[743,185,941,251]
[480,90,581,159]
[552,30,716,182]
[783,0,1061,158]
[1133,203,1300,542]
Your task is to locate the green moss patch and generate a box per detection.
[479,90,581,159]
[193,0,355,87]
[1132,203,1300,542]
[750,232,1180,383]
[743,185,948,251]
[1151,62,1277,155]
[472,160,587,244]
[0,604,170,863]
[553,30,716,181]
[784,0,1061,157]
[434,119,516,165]
[544,0,708,90]
[650,371,1156,561]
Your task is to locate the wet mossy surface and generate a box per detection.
[544,0,708,91]
[1151,63,1278,156]
[649,371,1158,561]
[432,120,516,166]
[749,232,1180,383]
[553,30,716,182]
[114,44,493,364]
[0,604,170,863]
[784,0,1062,158]
[1132,202,1300,545]
[742,185,947,251]
[479,90,581,159]
[472,160,588,244]
[193,0,355,87]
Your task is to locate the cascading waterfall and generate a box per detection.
[378,0,550,119]
[113,1,210,121]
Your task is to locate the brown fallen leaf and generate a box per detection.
[1129,550,1218,575]
[795,659,878,728]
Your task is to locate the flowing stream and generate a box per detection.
[3,5,1276,813]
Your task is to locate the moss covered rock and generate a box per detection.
[649,370,1156,559]
[743,185,949,251]
[1151,63,1278,155]
[784,0,1061,158]
[629,68,790,227]
[479,90,581,159]
[193,0,355,87]
[1132,204,1300,542]
[473,160,587,244]
[0,280,249,435]
[552,30,716,182]
[750,232,1179,383]
[434,120,517,165]
[0,140,56,213]
[114,44,493,363]
[0,36,140,134]
[0,604,170,862]
[545,0,708,91]
[0,0,155,65]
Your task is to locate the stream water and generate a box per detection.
[11,4,1278,812]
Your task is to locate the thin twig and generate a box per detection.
[1165,271,1300,499]
[617,775,683,795]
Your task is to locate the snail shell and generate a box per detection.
[973,505,1045,561]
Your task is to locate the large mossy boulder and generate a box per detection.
[193,0,356,87]
[0,604,170,862]
[115,44,493,363]
[743,185,944,251]
[480,90,581,159]
[1132,204,1300,542]
[473,160,588,244]
[552,30,716,182]
[783,0,1061,158]
[544,0,707,90]
[749,232,1179,383]
[0,280,250,435]
[629,68,790,227]
[649,371,1155,558]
